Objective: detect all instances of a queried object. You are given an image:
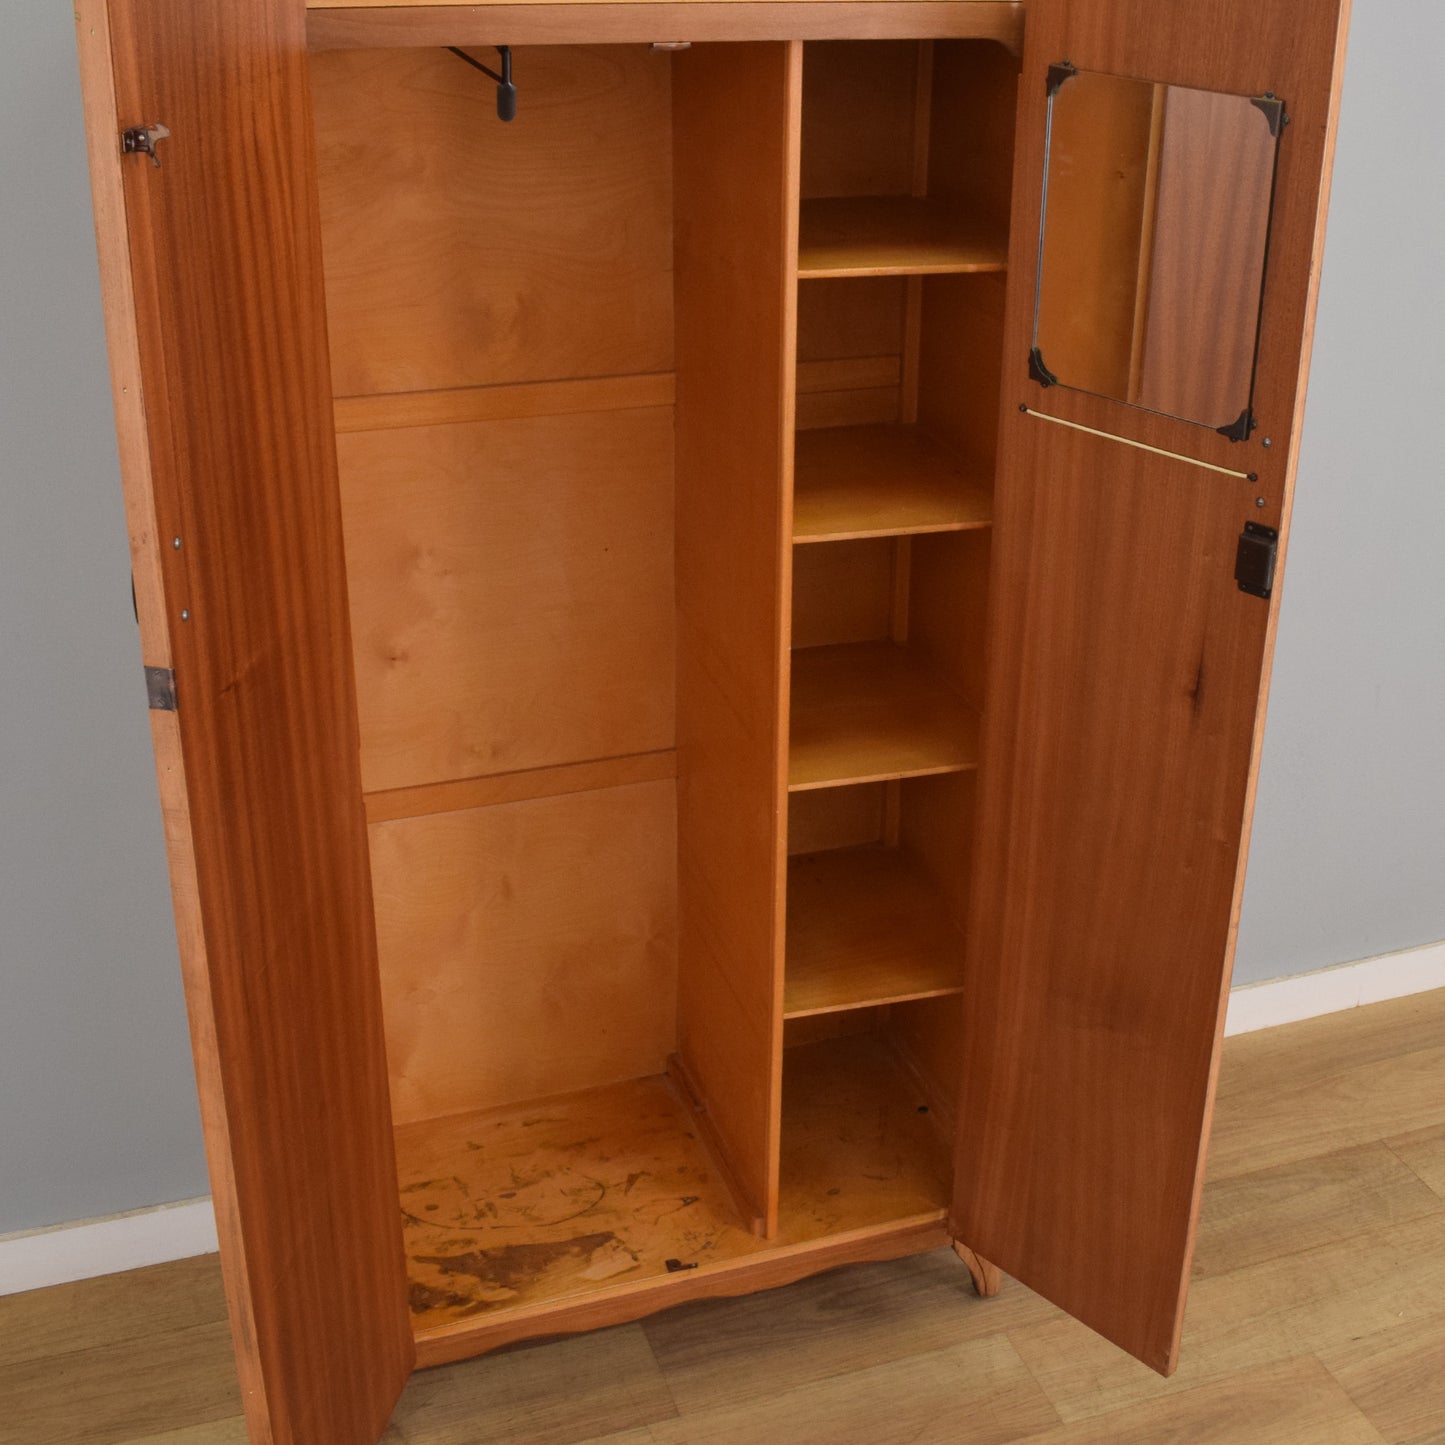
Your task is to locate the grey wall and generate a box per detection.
[0,0,1440,1232]
[0,0,208,1233]
[1231,0,1445,983]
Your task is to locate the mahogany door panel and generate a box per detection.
[76,0,413,1438]
[955,0,1351,1374]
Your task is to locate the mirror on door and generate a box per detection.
[1030,65,1284,438]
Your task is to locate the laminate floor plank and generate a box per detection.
[1189,1136,1444,1279]
[1317,1313,1445,1445]
[11,988,1445,1444]
[1006,1212,1445,1425]
[1206,1040,1445,1180]
[640,1249,1061,1417]
[0,1319,238,1445]
[117,1423,248,1445]
[619,1333,1059,1444]
[0,1254,226,1370]
[1215,988,1445,1101]
[1007,1354,1388,1445]
[379,1325,678,1445]
[1386,1119,1445,1200]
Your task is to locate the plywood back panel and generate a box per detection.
[673,41,801,1233]
[917,271,1007,473]
[791,537,893,650]
[783,1008,887,1050]
[309,45,674,397]
[787,783,886,856]
[796,278,905,429]
[899,770,975,921]
[800,40,919,199]
[371,780,677,1124]
[887,995,963,1122]
[907,528,991,710]
[798,277,907,362]
[337,406,674,794]
[927,39,1019,231]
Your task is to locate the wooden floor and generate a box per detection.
[5,989,1444,1444]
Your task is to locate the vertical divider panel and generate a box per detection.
[673,40,802,1237]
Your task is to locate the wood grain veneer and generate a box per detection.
[672,40,801,1235]
[332,373,675,434]
[75,0,414,1437]
[309,45,674,399]
[791,538,894,650]
[75,0,1355,1420]
[953,0,1354,1376]
[370,779,678,1122]
[306,2,1027,50]
[337,406,675,795]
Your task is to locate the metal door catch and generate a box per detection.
[1235,521,1278,599]
[122,123,170,167]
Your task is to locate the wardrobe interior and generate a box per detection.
[304,32,1018,1339]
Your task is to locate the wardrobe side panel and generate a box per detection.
[76,0,413,1438]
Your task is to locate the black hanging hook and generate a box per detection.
[446,46,517,122]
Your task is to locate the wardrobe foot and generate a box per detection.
[953,1241,1001,1298]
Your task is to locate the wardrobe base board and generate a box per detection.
[398,1033,953,1363]
[414,1216,953,1367]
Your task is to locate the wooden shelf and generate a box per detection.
[793,424,992,543]
[798,197,1008,279]
[786,845,965,1017]
[789,641,979,791]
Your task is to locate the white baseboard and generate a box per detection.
[1224,938,1445,1036]
[4,939,1442,1297]
[0,1196,216,1297]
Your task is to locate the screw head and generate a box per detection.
[1262,437,1273,449]
[173,536,182,549]
[180,609,191,621]
[1256,498,1267,508]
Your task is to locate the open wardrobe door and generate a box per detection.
[954,0,1352,1374]
[75,0,413,1439]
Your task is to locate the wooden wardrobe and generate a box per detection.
[75,0,1351,1437]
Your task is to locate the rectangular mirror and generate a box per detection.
[1031,65,1284,438]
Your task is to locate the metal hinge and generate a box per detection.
[145,666,177,711]
[121,123,170,168]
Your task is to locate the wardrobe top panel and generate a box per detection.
[308,1,1026,51]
